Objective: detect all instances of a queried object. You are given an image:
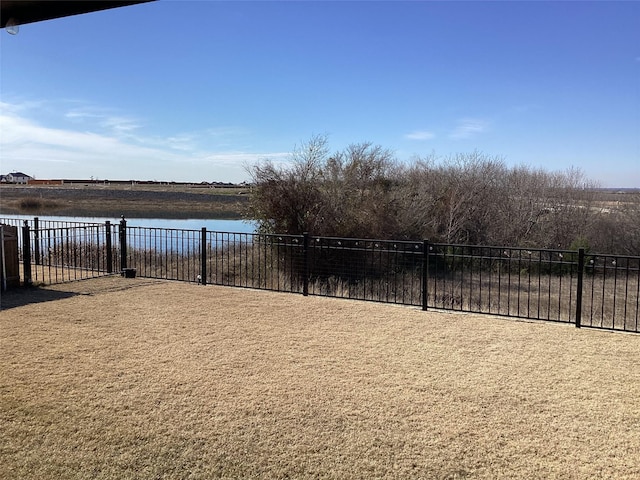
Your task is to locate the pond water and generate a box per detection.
[0,214,257,233]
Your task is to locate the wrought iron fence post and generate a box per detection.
[575,248,585,328]
[33,216,40,265]
[422,240,430,311]
[105,221,113,274]
[22,221,32,286]
[119,216,127,272]
[201,227,207,286]
[303,232,309,296]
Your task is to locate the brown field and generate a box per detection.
[1,277,640,479]
[0,184,249,219]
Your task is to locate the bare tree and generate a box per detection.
[247,134,329,234]
[247,135,400,238]
[247,136,616,252]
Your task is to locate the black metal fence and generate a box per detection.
[1,217,119,285]
[3,216,639,334]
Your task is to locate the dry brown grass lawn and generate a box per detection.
[1,277,639,479]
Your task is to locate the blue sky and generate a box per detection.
[1,0,639,186]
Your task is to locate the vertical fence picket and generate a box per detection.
[105,221,113,274]
[119,217,127,272]
[575,248,585,328]
[422,240,429,311]
[201,227,207,286]
[22,221,32,286]
[303,232,309,296]
[34,217,40,265]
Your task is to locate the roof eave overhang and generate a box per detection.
[1,1,155,29]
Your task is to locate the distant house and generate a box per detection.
[3,172,33,184]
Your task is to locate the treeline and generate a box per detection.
[247,135,640,255]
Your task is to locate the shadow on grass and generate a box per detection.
[0,286,83,310]
[1,277,172,311]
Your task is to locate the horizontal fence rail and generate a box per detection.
[3,216,639,335]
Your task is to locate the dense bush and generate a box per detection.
[247,135,640,255]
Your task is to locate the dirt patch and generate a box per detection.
[1,277,639,479]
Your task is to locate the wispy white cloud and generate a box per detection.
[449,118,488,140]
[404,130,436,141]
[0,99,286,182]
[64,110,101,121]
[64,105,143,139]
[100,116,142,134]
[1,100,47,115]
[200,152,290,170]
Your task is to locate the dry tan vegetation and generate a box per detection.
[1,277,640,479]
[0,184,249,219]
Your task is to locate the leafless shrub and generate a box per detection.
[247,136,615,251]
